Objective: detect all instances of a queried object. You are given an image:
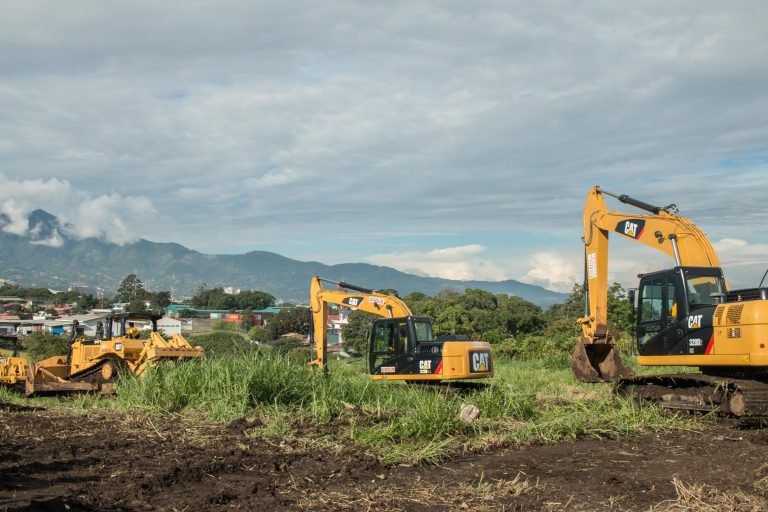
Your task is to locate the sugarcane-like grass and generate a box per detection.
[98,352,699,463]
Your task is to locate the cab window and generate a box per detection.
[371,322,395,353]
[685,275,724,308]
[413,321,434,343]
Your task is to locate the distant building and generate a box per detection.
[157,316,183,336]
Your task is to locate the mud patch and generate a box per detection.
[2,409,768,511]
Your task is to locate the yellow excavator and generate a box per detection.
[309,276,494,382]
[573,185,768,416]
[25,312,204,395]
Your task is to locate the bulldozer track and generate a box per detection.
[26,357,126,396]
[615,373,768,419]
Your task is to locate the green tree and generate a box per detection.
[240,308,255,331]
[72,294,98,314]
[126,298,148,314]
[607,282,635,337]
[149,290,172,311]
[497,295,545,336]
[265,307,310,340]
[115,274,146,302]
[341,311,377,354]
[235,290,275,310]
[24,332,70,362]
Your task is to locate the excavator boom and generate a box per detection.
[309,276,413,368]
[573,185,721,382]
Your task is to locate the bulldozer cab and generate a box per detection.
[107,312,162,339]
[636,266,725,357]
[368,316,435,375]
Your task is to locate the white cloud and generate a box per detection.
[713,238,768,267]
[29,231,65,248]
[521,252,581,293]
[367,245,508,281]
[0,176,155,245]
[0,1,766,283]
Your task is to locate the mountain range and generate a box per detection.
[0,210,567,307]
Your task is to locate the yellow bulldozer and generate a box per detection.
[0,334,27,387]
[25,312,204,395]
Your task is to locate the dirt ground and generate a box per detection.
[2,403,768,512]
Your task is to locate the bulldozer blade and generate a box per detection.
[571,340,635,383]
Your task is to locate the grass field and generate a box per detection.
[0,351,701,465]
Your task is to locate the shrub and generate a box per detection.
[24,332,71,362]
[247,326,270,343]
[285,347,312,364]
[190,331,255,356]
[212,319,239,332]
[270,335,305,356]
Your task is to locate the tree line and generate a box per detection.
[2,272,636,361]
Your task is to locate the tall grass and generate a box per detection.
[107,352,696,463]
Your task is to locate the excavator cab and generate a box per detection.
[636,266,726,357]
[368,316,436,376]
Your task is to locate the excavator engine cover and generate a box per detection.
[571,338,635,383]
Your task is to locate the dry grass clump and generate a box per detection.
[651,477,767,512]
[296,472,540,512]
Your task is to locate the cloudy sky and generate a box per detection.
[1,1,767,293]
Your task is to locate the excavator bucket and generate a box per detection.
[571,338,635,383]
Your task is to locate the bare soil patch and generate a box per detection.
[2,403,767,511]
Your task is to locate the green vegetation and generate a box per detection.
[191,285,275,311]
[189,331,256,357]
[23,332,71,362]
[342,283,634,359]
[115,273,171,313]
[67,352,694,465]
[2,277,693,466]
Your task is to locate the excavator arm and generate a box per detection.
[308,276,414,368]
[573,185,722,382]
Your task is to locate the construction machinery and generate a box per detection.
[309,276,494,382]
[25,312,204,395]
[0,334,27,388]
[573,185,768,416]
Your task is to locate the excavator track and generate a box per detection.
[406,380,491,394]
[615,373,768,419]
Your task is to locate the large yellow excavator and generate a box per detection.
[573,185,768,416]
[309,276,494,382]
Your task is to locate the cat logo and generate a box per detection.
[615,219,646,240]
[687,314,703,329]
[419,360,432,374]
[342,296,362,307]
[470,351,491,373]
